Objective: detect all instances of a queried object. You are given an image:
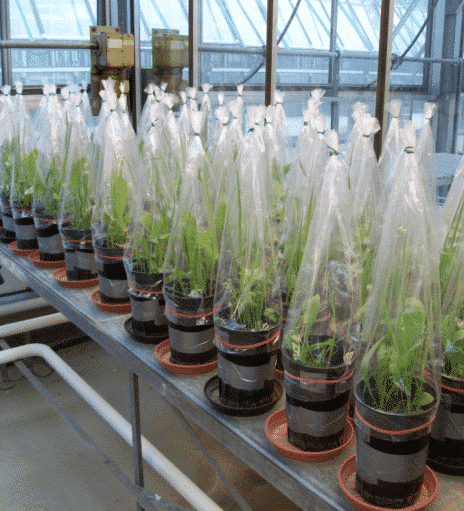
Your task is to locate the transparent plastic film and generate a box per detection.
[378,99,403,197]
[0,87,15,204]
[10,82,38,215]
[214,124,283,337]
[59,92,96,236]
[118,83,136,142]
[163,111,223,300]
[357,122,441,416]
[417,102,438,211]
[91,90,139,251]
[33,83,66,221]
[283,130,360,372]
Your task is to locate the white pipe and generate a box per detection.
[0,297,49,317]
[0,343,224,511]
[0,313,69,338]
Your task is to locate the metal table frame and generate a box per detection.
[1,243,459,511]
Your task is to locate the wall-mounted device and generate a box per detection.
[152,29,189,96]
[90,26,135,115]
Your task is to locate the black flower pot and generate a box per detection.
[93,241,129,304]
[354,378,438,509]
[214,313,281,408]
[427,373,464,475]
[34,213,65,262]
[12,202,37,250]
[126,270,169,344]
[282,344,354,452]
[60,228,97,281]
[163,283,217,365]
[0,195,15,243]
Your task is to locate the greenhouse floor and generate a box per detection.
[0,338,304,511]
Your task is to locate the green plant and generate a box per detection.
[0,139,15,197]
[216,169,281,332]
[33,154,64,217]
[132,206,171,274]
[63,156,93,230]
[361,297,435,412]
[12,148,38,208]
[100,168,131,248]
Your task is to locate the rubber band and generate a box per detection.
[285,369,354,385]
[33,216,58,222]
[11,207,32,213]
[315,312,331,323]
[355,407,436,436]
[426,374,464,394]
[214,329,281,350]
[61,238,93,244]
[128,284,163,295]
[165,305,219,319]
[95,251,125,260]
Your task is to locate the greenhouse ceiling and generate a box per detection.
[7,0,427,56]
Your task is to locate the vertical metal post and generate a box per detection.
[374,0,395,158]
[130,0,142,132]
[436,0,461,153]
[129,371,144,511]
[328,0,339,131]
[265,0,278,106]
[189,0,200,88]
[0,0,12,86]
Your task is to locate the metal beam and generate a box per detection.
[0,0,12,86]
[265,0,277,105]
[255,0,291,50]
[28,0,45,36]
[235,0,265,45]
[0,40,98,49]
[189,0,199,88]
[83,0,97,26]
[374,0,395,158]
[286,0,313,47]
[339,0,374,51]
[204,0,224,42]
[151,0,170,30]
[218,0,245,46]
[329,0,340,130]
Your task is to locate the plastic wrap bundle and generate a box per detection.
[264,105,286,238]
[123,102,182,343]
[200,83,213,147]
[10,82,39,250]
[0,86,16,243]
[163,111,224,365]
[273,90,290,165]
[343,102,369,172]
[118,83,136,142]
[32,84,66,262]
[355,122,441,508]
[58,92,98,282]
[350,115,381,307]
[226,99,244,161]
[213,116,282,410]
[378,99,402,197]
[209,105,233,209]
[282,130,359,451]
[79,82,93,128]
[417,102,438,211]
[90,90,140,304]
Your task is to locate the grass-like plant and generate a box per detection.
[361,227,438,413]
[33,154,64,218]
[0,139,15,198]
[11,148,38,209]
[62,156,93,231]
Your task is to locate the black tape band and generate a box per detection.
[166,318,214,333]
[170,346,217,365]
[355,473,424,506]
[365,433,430,455]
[286,389,350,412]
[36,223,60,238]
[98,261,127,280]
[287,427,344,452]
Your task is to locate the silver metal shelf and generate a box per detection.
[0,243,461,511]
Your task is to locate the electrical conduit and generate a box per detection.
[0,341,224,511]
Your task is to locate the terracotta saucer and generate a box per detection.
[265,408,354,462]
[53,267,99,289]
[337,455,439,511]
[154,339,218,375]
[8,240,36,256]
[28,250,66,268]
[90,289,131,314]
